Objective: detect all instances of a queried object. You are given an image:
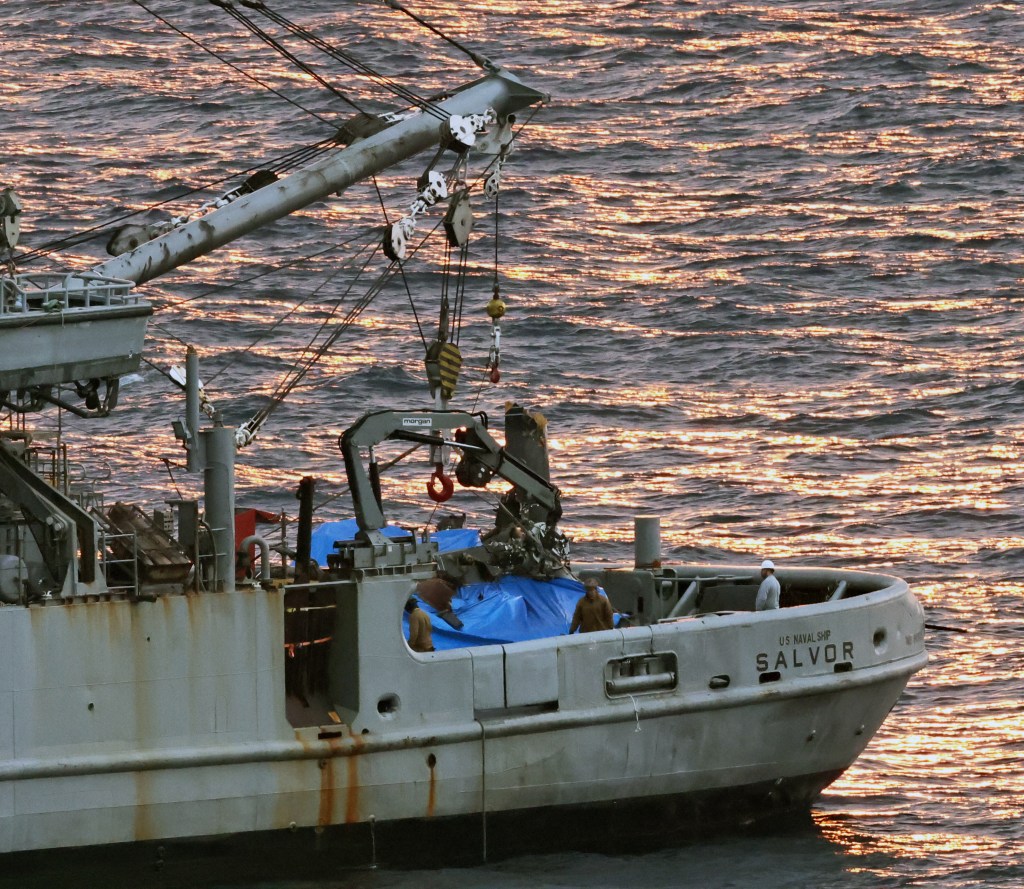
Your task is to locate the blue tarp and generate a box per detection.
[422,574,591,650]
[310,520,481,566]
[313,520,616,650]
[404,574,621,651]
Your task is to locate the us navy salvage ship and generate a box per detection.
[0,2,926,878]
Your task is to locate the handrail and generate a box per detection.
[0,272,137,316]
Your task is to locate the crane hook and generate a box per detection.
[427,463,455,503]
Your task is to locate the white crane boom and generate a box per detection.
[92,71,546,286]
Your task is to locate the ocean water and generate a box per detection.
[2,0,1023,886]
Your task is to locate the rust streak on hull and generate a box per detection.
[317,758,334,828]
[345,733,363,824]
[427,756,436,818]
[317,737,342,828]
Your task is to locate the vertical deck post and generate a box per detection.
[201,425,236,593]
[634,515,661,569]
[185,346,202,472]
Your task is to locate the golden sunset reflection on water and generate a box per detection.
[5,0,1024,881]
[816,584,1024,870]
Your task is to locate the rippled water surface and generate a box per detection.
[2,0,1023,886]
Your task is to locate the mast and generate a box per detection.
[91,72,546,286]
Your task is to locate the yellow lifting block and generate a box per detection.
[439,342,462,399]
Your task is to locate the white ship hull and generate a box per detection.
[0,565,925,876]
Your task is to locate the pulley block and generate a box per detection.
[383,217,414,261]
[484,168,502,200]
[107,223,161,257]
[438,342,462,400]
[443,191,474,248]
[443,114,478,154]
[416,170,448,207]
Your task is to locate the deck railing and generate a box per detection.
[98,529,140,597]
[0,272,137,316]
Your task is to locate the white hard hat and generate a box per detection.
[761,559,775,570]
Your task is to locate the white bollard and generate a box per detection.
[634,515,661,569]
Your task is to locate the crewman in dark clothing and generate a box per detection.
[405,597,434,652]
[569,577,614,633]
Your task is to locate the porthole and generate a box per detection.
[377,694,400,717]
[872,628,887,653]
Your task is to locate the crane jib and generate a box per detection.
[90,73,547,287]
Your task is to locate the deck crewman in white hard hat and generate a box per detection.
[755,559,781,611]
